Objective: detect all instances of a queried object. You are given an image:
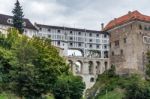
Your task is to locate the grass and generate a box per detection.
[0,93,17,99]
[97,88,124,99]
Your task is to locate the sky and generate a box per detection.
[0,0,150,30]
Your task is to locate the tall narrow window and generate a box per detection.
[104,34,107,38]
[120,49,123,55]
[89,44,92,48]
[124,38,127,43]
[139,25,142,30]
[57,41,60,46]
[115,40,119,47]
[70,43,73,46]
[112,51,114,56]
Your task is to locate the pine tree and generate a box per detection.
[12,0,24,33]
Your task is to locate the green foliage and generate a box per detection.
[97,88,124,99]
[53,74,85,99]
[146,51,150,77]
[124,75,150,99]
[12,0,24,33]
[0,29,85,98]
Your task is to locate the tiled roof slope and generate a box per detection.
[104,10,150,30]
[0,14,36,30]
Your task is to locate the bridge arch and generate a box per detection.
[68,49,84,57]
[89,61,94,75]
[75,60,83,74]
[104,61,108,71]
[96,61,101,74]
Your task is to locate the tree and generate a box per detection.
[12,0,24,33]
[0,29,85,98]
[53,74,85,99]
[124,77,150,99]
[0,29,69,98]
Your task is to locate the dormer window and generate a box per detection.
[7,18,13,24]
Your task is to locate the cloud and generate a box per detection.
[0,0,150,30]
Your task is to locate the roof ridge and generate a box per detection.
[104,10,150,30]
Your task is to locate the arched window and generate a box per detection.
[90,77,94,82]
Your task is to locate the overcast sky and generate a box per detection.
[0,0,150,30]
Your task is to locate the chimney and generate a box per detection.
[101,23,104,30]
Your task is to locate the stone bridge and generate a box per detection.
[67,56,110,89]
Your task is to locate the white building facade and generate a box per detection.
[35,23,109,58]
[0,14,37,37]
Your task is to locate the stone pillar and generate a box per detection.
[82,61,89,75]
[93,62,97,75]
[100,61,104,74]
[101,51,104,58]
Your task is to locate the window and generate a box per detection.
[70,37,73,40]
[58,30,61,33]
[78,32,81,35]
[144,26,148,30]
[78,43,81,47]
[89,33,92,36]
[120,49,123,55]
[124,38,127,43]
[104,45,107,49]
[70,43,73,46]
[70,31,72,34]
[104,34,107,38]
[48,28,51,32]
[96,34,99,37]
[89,39,92,42]
[90,77,94,82]
[89,44,92,48]
[39,28,42,30]
[104,51,108,58]
[139,25,142,30]
[112,51,114,56]
[57,41,60,45]
[96,45,99,48]
[115,40,119,47]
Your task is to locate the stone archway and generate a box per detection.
[89,61,94,75]
[75,60,83,74]
[104,61,108,71]
[68,49,84,57]
[96,61,101,74]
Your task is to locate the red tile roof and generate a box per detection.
[104,10,150,31]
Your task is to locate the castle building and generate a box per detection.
[35,23,110,89]
[104,10,150,74]
[0,14,37,37]
[35,23,109,58]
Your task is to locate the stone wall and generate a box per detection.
[109,20,150,75]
